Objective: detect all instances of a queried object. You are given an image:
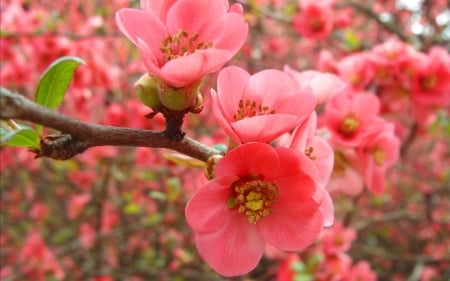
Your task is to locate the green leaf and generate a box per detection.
[344,30,360,51]
[35,56,85,110]
[0,126,40,149]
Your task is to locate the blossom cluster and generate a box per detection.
[4,0,448,280]
[276,221,377,281]
[114,0,403,276]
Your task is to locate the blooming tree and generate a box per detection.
[0,0,449,280]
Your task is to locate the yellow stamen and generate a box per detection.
[160,30,212,62]
[339,114,360,138]
[233,99,276,121]
[228,174,279,223]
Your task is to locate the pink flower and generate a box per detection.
[337,53,374,90]
[323,92,381,147]
[293,0,335,39]
[116,0,248,88]
[283,112,335,226]
[342,261,377,281]
[358,122,400,194]
[284,65,347,104]
[411,47,450,106]
[327,149,365,196]
[185,143,327,276]
[211,66,316,144]
[276,253,301,281]
[320,221,357,255]
[67,193,91,220]
[368,39,414,85]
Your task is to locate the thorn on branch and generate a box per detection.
[32,133,88,160]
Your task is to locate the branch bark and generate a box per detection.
[0,88,221,161]
[338,1,411,43]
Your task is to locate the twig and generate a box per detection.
[0,88,221,161]
[337,1,411,43]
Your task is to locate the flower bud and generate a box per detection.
[158,80,201,111]
[134,73,161,110]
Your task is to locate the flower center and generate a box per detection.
[339,113,360,138]
[160,30,212,62]
[372,148,385,166]
[309,18,324,31]
[421,75,436,90]
[233,99,276,121]
[227,174,279,223]
[333,150,349,174]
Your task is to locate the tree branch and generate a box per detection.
[338,1,411,43]
[0,88,221,161]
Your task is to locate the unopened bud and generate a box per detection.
[158,80,201,111]
[134,73,161,110]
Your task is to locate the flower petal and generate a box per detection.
[258,197,323,251]
[140,0,176,21]
[231,114,300,143]
[160,48,232,87]
[352,94,380,121]
[166,0,228,35]
[313,187,335,227]
[244,69,297,107]
[272,148,319,198]
[116,8,167,54]
[185,175,238,233]
[212,12,248,54]
[216,66,250,120]
[211,89,242,143]
[195,216,265,277]
[307,136,334,188]
[215,143,280,178]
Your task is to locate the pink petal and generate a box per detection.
[328,167,364,196]
[185,176,238,233]
[310,73,347,104]
[352,94,380,120]
[215,143,280,178]
[195,217,265,277]
[244,69,297,106]
[136,38,164,75]
[258,198,323,251]
[272,148,319,196]
[211,89,242,143]
[289,112,318,150]
[212,12,248,54]
[313,187,335,227]
[231,114,300,143]
[274,92,316,119]
[216,66,250,119]
[229,3,244,14]
[160,48,232,87]
[115,9,167,54]
[166,0,228,35]
[140,0,176,21]
[307,136,334,187]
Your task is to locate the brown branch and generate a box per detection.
[0,88,221,161]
